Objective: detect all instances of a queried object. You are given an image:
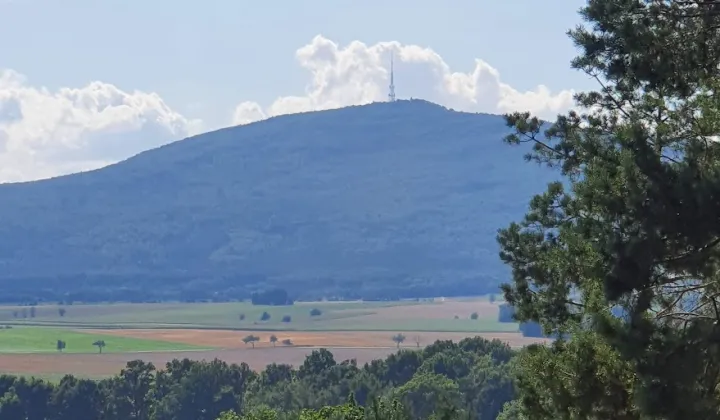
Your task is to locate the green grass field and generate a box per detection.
[0,297,517,333]
[0,327,209,354]
[0,301,415,328]
[312,318,520,333]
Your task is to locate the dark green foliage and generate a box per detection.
[309,308,322,317]
[239,314,246,321]
[260,312,271,321]
[0,100,556,303]
[497,304,514,323]
[0,337,515,419]
[281,315,292,323]
[469,312,478,320]
[251,289,293,306]
[51,375,102,420]
[58,307,66,317]
[242,335,260,348]
[92,340,106,353]
[518,322,542,338]
[56,339,66,352]
[497,0,720,417]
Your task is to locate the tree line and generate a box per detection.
[0,337,517,419]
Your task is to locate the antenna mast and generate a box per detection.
[388,51,396,102]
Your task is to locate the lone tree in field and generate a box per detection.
[392,333,406,348]
[281,315,292,323]
[92,340,106,354]
[260,311,271,321]
[269,335,278,347]
[58,308,66,317]
[242,335,260,348]
[56,340,66,352]
[496,0,720,417]
[470,312,479,320]
[238,313,245,321]
[310,308,322,317]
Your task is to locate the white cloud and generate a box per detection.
[0,35,576,183]
[232,35,576,126]
[0,69,202,183]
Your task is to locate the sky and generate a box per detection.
[0,0,590,183]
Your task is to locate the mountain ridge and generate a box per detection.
[0,99,557,302]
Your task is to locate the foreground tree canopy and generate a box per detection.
[0,338,516,420]
[498,0,720,418]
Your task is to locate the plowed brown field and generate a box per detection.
[0,347,397,377]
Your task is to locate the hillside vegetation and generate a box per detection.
[0,100,555,302]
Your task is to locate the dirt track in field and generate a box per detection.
[364,300,500,320]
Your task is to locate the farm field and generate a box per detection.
[0,347,401,378]
[0,298,514,332]
[0,327,208,354]
[0,297,545,379]
[85,329,546,349]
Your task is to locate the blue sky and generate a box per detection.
[0,0,589,182]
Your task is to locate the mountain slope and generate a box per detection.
[0,100,557,302]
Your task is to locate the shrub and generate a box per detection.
[470,312,479,320]
[310,308,322,316]
[498,304,515,323]
[260,311,271,321]
[519,321,543,338]
[281,315,292,323]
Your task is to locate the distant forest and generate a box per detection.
[0,101,556,304]
[0,274,502,304]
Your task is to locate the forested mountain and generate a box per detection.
[0,100,555,303]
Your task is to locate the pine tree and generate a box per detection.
[499,0,720,417]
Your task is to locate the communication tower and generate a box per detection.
[388,51,396,102]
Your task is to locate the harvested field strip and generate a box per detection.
[0,348,402,377]
[85,329,549,349]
